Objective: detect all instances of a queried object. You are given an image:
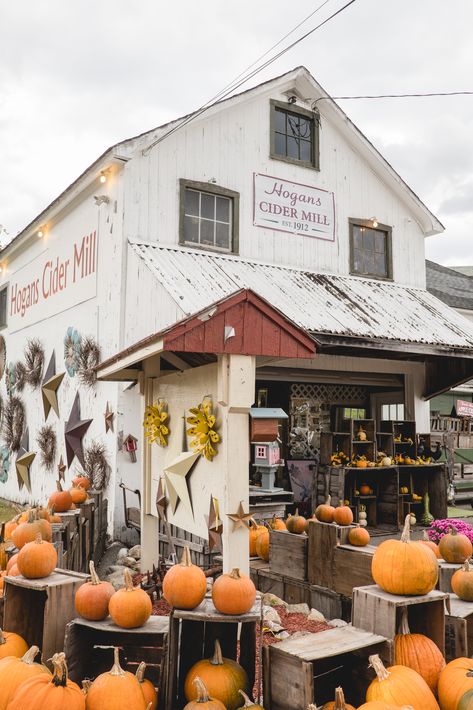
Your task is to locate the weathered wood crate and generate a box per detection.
[264,625,393,710]
[307,520,353,588]
[352,585,448,653]
[53,491,107,573]
[249,558,269,587]
[158,521,219,568]
[3,569,89,665]
[258,568,285,599]
[270,529,308,581]
[332,544,375,597]
[438,561,461,593]
[445,594,473,660]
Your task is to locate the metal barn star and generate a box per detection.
[227,501,253,531]
[206,495,223,552]
[164,451,200,517]
[41,352,65,419]
[104,402,114,433]
[64,392,92,468]
[156,477,167,520]
[16,429,36,493]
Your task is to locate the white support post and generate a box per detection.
[140,357,160,572]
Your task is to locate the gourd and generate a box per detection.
[236,689,265,709]
[17,534,58,579]
[419,531,440,559]
[437,657,473,710]
[184,639,248,710]
[394,608,445,692]
[0,645,50,710]
[183,677,226,709]
[135,662,158,710]
[358,505,368,527]
[48,481,73,513]
[255,530,269,562]
[320,686,355,709]
[315,496,335,523]
[212,568,256,615]
[357,427,367,441]
[69,486,88,505]
[285,509,306,534]
[333,505,353,526]
[348,525,370,547]
[371,514,438,595]
[162,546,207,610]
[109,569,152,628]
[420,493,434,526]
[75,561,115,620]
[438,526,473,563]
[366,654,440,710]
[85,647,147,709]
[269,515,286,531]
[452,559,473,601]
[12,510,52,548]
[248,520,266,557]
[7,652,85,710]
[0,628,28,660]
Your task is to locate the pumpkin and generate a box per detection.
[269,515,286,531]
[320,686,355,709]
[12,510,52,549]
[4,519,18,541]
[452,558,473,601]
[183,677,226,710]
[0,525,8,571]
[75,560,115,620]
[109,568,152,628]
[184,639,248,710]
[17,534,57,579]
[7,564,20,576]
[135,662,157,710]
[371,514,438,595]
[35,508,51,521]
[6,553,19,573]
[366,654,440,710]
[255,530,270,562]
[357,703,414,709]
[162,546,207,610]
[7,652,84,710]
[348,525,370,547]
[48,481,73,513]
[48,507,62,524]
[0,628,28,660]
[437,658,473,710]
[394,608,445,693]
[212,568,256,615]
[315,496,335,523]
[359,484,371,495]
[0,645,50,710]
[419,531,441,559]
[85,647,147,709]
[356,461,369,468]
[72,475,91,490]
[236,689,265,709]
[459,689,473,710]
[286,509,306,534]
[438,526,473,563]
[69,486,88,505]
[333,505,353,526]
[249,520,266,557]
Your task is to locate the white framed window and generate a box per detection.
[381,403,405,420]
[180,179,239,254]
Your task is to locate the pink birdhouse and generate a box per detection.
[123,434,138,462]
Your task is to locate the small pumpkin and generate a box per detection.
[0,524,8,571]
[135,662,158,710]
[452,558,473,601]
[48,507,62,524]
[348,525,370,547]
[359,484,371,495]
[236,689,265,709]
[7,564,20,576]
[6,553,19,573]
[184,639,248,710]
[75,561,115,620]
[212,568,256,615]
[356,460,369,468]
[439,526,473,563]
[17,534,57,579]
[394,607,445,693]
[357,703,414,709]
[69,486,88,505]
[4,518,18,541]
[0,645,50,710]
[255,530,269,562]
[366,654,440,710]
[72,475,91,490]
[109,568,152,628]
[315,496,335,523]
[85,647,147,709]
[12,510,52,549]
[333,505,353,526]
[269,515,286,531]
[162,546,207,610]
[419,531,441,559]
[183,677,225,710]
[7,652,84,710]
[320,686,355,709]
[248,520,266,557]
[48,480,73,513]
[438,658,473,710]
[285,509,306,534]
[0,628,28,660]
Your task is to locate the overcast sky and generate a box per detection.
[1,0,472,265]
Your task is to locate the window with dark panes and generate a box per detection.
[180,180,239,253]
[350,220,392,279]
[270,100,319,169]
[0,286,7,328]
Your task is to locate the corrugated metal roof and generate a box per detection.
[130,242,473,350]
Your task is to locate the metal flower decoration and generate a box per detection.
[186,397,220,461]
[143,399,170,447]
[0,446,10,483]
[64,327,82,377]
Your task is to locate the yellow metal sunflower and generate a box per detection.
[186,397,220,461]
[143,400,170,447]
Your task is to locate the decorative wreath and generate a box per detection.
[36,424,57,471]
[0,336,6,381]
[15,362,27,393]
[5,362,17,397]
[24,338,45,388]
[2,396,25,452]
[64,327,82,377]
[77,335,100,388]
[83,440,110,490]
[186,397,220,461]
[143,399,170,447]
[0,446,10,483]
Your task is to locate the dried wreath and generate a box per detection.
[24,338,45,388]
[77,336,100,388]
[83,440,110,490]
[2,396,25,452]
[36,424,57,471]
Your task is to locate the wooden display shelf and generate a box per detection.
[445,594,473,660]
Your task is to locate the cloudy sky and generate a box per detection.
[1,0,472,265]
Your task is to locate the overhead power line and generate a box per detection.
[313,90,473,106]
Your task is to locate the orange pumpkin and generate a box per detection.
[7,652,84,710]
[419,531,441,559]
[255,530,270,562]
[135,662,158,710]
[371,514,438,595]
[348,526,370,547]
[438,657,473,710]
[269,515,286,531]
[0,628,28,660]
[248,520,266,557]
[356,460,369,468]
[184,640,248,710]
[8,564,20,576]
[12,511,52,549]
[439,526,473,563]
[359,484,371,495]
[320,686,355,709]
[0,645,51,710]
[366,654,440,710]
[17,534,57,579]
[358,703,414,709]
[394,608,445,693]
[85,647,147,709]
[72,475,91,491]
[69,486,88,505]
[35,508,51,521]
[333,505,353,526]
[0,524,7,571]
[4,519,18,541]
[286,509,306,534]
[236,690,265,709]
[315,496,335,523]
[109,568,152,628]
[162,547,207,610]
[452,559,473,601]
[212,568,256,615]
[48,507,62,524]
[48,481,73,513]
[6,553,19,573]
[184,677,226,710]
[75,561,115,621]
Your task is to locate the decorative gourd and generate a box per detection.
[255,530,269,562]
[85,647,147,709]
[6,553,19,573]
[17,534,57,579]
[357,427,367,441]
[7,652,84,710]
[315,496,335,523]
[236,689,265,709]
[459,689,473,710]
[183,677,226,710]
[162,546,207,610]
[135,662,158,710]
[452,559,473,601]
[184,639,248,710]
[248,520,266,557]
[366,654,440,710]
[72,475,91,490]
[75,561,115,620]
[438,657,473,710]
[438,526,473,563]
[0,628,28,660]
[358,505,368,527]
[269,515,286,531]
[0,645,50,710]
[357,460,369,469]
[320,686,355,709]
[371,514,438,595]
[69,486,88,505]
[380,457,392,467]
[12,510,52,549]
[419,531,440,559]
[333,505,353,526]
[420,493,434,526]
[109,568,152,628]
[48,481,73,513]
[394,608,445,693]
[285,509,306,534]
[348,525,370,547]
[212,568,256,615]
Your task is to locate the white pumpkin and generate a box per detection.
[381,456,392,466]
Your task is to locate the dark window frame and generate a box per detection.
[179,179,240,255]
[270,99,320,170]
[0,284,8,329]
[349,218,393,281]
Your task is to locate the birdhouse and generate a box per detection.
[123,434,138,463]
[254,442,282,467]
[250,407,288,442]
[250,408,288,491]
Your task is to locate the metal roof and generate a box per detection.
[130,242,473,350]
[426,260,473,311]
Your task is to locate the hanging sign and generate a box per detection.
[253,173,335,241]
[456,400,473,418]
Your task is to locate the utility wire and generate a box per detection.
[313,90,473,106]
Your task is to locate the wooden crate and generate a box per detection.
[64,616,169,692]
[284,578,311,606]
[352,585,448,653]
[309,584,344,621]
[3,569,89,665]
[270,529,307,581]
[264,625,392,710]
[256,568,285,599]
[307,520,352,587]
[438,561,461,593]
[158,521,219,568]
[249,559,269,587]
[332,544,375,597]
[445,594,473,660]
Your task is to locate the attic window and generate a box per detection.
[270,99,319,170]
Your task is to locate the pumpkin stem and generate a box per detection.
[109,647,126,676]
[180,546,193,567]
[397,607,411,636]
[464,559,471,573]
[325,495,332,506]
[333,686,348,710]
[82,679,92,695]
[294,508,299,516]
[89,561,101,585]
[194,676,211,702]
[27,509,36,523]
[239,690,256,707]
[123,568,134,591]
[50,652,69,686]
[229,568,241,580]
[210,639,224,666]
[21,645,41,664]
[0,628,5,645]
[369,654,390,682]
[136,661,146,683]
[34,533,43,544]
[449,525,458,536]
[400,514,411,543]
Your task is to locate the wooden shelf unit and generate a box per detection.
[380,420,417,459]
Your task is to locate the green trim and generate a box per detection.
[269,99,320,170]
[349,218,393,281]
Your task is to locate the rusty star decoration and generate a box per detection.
[57,455,67,482]
[156,477,167,521]
[16,429,36,493]
[206,495,223,553]
[226,501,253,531]
[41,351,65,420]
[164,451,200,517]
[104,402,115,433]
[64,392,92,468]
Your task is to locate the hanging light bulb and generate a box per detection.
[371,217,379,228]
[99,172,107,184]
[37,229,44,238]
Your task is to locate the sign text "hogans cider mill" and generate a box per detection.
[10,230,97,320]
